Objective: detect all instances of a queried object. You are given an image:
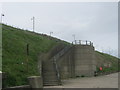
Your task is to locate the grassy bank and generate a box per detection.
[2,24,66,87]
[95,51,119,74]
[2,24,119,87]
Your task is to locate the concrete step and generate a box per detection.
[43,76,58,80]
[43,83,59,86]
[43,82,59,86]
[42,60,59,86]
[43,79,58,81]
[43,69,54,71]
[43,72,56,74]
[42,67,55,70]
[43,76,58,79]
[43,78,58,80]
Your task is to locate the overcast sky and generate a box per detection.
[1,2,118,57]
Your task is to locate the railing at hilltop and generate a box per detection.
[72,40,93,46]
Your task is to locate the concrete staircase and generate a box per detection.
[42,58,61,86]
[42,45,72,86]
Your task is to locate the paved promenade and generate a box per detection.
[44,73,118,88]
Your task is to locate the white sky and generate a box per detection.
[1,1,119,57]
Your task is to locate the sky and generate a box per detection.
[1,2,118,57]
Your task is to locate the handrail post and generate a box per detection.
[75,40,77,45]
[91,42,93,46]
[72,42,73,45]
[86,40,87,45]
[90,41,91,46]
[79,40,81,45]
[53,57,61,85]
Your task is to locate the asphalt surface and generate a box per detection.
[44,73,118,88]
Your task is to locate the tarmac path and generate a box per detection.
[44,73,118,88]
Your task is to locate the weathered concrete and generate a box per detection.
[40,40,96,86]
[57,43,96,78]
[39,43,67,86]
[73,45,96,76]
[42,59,61,86]
[28,76,43,88]
[57,46,75,79]
[44,73,118,88]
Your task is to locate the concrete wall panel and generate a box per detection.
[74,45,96,77]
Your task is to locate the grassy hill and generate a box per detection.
[95,51,119,74]
[2,24,67,87]
[2,24,119,87]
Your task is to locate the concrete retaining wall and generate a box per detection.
[73,45,96,76]
[57,44,96,78]
[57,46,75,79]
[40,41,96,86]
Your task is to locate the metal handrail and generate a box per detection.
[72,40,93,46]
[51,44,73,84]
[53,45,72,61]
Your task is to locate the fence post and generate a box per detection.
[75,40,77,44]
[90,41,91,46]
[79,40,81,45]
[86,40,87,45]
[91,42,93,46]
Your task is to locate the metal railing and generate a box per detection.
[51,44,73,84]
[72,40,93,46]
[53,45,72,61]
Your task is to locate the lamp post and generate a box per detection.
[50,32,53,36]
[72,34,75,42]
[1,14,4,23]
[31,16,35,32]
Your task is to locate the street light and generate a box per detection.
[31,16,35,32]
[1,14,4,23]
[50,32,53,36]
[72,34,75,42]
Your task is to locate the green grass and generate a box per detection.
[95,51,119,73]
[2,24,67,87]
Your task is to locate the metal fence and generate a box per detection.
[72,40,93,46]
